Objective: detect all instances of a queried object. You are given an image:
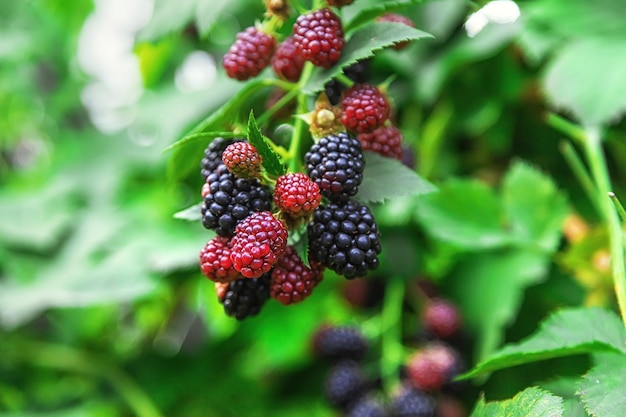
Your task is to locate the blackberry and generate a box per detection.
[199,236,241,283]
[201,164,272,236]
[273,172,322,219]
[270,246,324,305]
[390,387,436,417]
[324,361,368,409]
[308,199,381,278]
[222,142,262,179]
[422,298,462,340]
[231,211,288,278]
[325,59,371,105]
[293,8,345,68]
[201,137,244,179]
[347,395,388,417]
[218,273,272,320]
[305,133,365,202]
[313,325,369,362]
[358,126,404,160]
[341,84,390,134]
[406,343,463,392]
[271,36,305,82]
[223,26,276,81]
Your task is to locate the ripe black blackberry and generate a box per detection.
[390,387,436,417]
[305,133,365,202]
[308,199,381,278]
[201,164,272,236]
[313,325,369,362]
[324,361,368,409]
[347,395,388,417]
[201,137,244,180]
[218,273,271,320]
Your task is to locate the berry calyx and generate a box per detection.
[305,133,365,202]
[222,141,262,179]
[293,8,345,68]
[357,125,404,160]
[341,84,391,134]
[200,236,241,283]
[273,172,322,219]
[271,36,305,82]
[231,211,288,278]
[270,246,324,305]
[223,26,276,81]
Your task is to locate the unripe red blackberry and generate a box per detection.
[308,199,381,279]
[312,325,369,362]
[217,274,272,320]
[273,173,322,219]
[200,236,241,283]
[305,133,365,202]
[422,298,462,340]
[406,343,463,392]
[390,386,436,417]
[231,211,288,278]
[223,26,276,81]
[201,137,244,180]
[376,14,416,50]
[222,142,262,179]
[324,361,368,410]
[358,126,404,160]
[270,246,324,305]
[341,84,391,133]
[293,8,345,68]
[201,164,272,237]
[271,36,305,82]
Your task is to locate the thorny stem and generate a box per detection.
[582,126,626,327]
[381,277,405,395]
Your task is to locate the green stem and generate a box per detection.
[256,84,300,126]
[381,277,405,396]
[559,141,602,216]
[13,341,164,417]
[609,192,626,223]
[546,113,586,145]
[288,62,315,173]
[418,100,453,179]
[583,126,626,327]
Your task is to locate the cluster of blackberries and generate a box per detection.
[199,138,325,319]
[313,298,468,417]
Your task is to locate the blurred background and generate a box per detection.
[1,0,625,416]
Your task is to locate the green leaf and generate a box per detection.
[164,131,240,152]
[470,387,564,417]
[288,225,310,269]
[173,203,202,221]
[502,161,568,252]
[578,352,626,417]
[541,377,590,417]
[344,0,424,32]
[448,249,551,362]
[415,179,510,250]
[247,110,287,177]
[356,151,436,204]
[461,307,626,379]
[138,0,197,41]
[543,37,626,126]
[304,22,433,94]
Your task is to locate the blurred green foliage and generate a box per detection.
[2,0,626,416]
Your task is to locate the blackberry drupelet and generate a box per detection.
[222,141,262,179]
[270,245,324,305]
[357,125,404,160]
[324,361,368,409]
[313,325,369,362]
[201,137,244,179]
[201,164,272,236]
[341,84,390,134]
[273,172,322,219]
[218,273,272,320]
[390,387,436,417]
[305,133,365,202]
[199,236,241,283]
[308,199,381,278]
